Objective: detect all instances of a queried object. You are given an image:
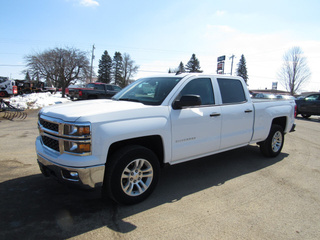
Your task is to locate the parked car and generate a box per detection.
[295,93,320,118]
[68,83,122,100]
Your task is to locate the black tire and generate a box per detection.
[260,124,284,158]
[0,91,8,97]
[301,114,311,119]
[103,145,160,205]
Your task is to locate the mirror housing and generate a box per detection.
[173,95,202,109]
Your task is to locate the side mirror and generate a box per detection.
[173,94,202,109]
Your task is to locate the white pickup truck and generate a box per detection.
[36,74,296,204]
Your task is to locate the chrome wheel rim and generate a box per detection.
[121,159,153,196]
[272,131,283,152]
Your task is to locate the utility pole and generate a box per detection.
[229,54,235,75]
[90,44,95,83]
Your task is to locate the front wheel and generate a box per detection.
[103,145,160,205]
[259,124,284,158]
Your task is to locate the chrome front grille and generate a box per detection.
[38,115,91,156]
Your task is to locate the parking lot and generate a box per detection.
[0,110,319,240]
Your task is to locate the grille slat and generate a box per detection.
[42,136,59,152]
[40,118,59,132]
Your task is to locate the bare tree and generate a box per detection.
[278,46,311,95]
[121,53,139,87]
[25,47,91,97]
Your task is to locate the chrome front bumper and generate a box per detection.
[37,153,105,189]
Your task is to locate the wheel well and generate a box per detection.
[107,135,164,166]
[272,117,287,131]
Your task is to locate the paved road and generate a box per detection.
[0,110,319,240]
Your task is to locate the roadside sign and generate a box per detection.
[217,55,226,62]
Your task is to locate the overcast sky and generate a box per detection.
[1,0,319,92]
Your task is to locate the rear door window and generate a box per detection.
[217,78,246,104]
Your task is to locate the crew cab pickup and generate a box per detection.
[36,74,296,205]
[68,82,121,100]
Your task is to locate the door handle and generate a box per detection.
[245,109,253,113]
[210,113,221,117]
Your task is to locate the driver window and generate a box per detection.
[179,78,215,105]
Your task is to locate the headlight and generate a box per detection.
[64,141,91,154]
[64,124,91,137]
[63,123,91,155]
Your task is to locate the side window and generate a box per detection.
[305,94,320,101]
[106,85,112,90]
[95,85,104,90]
[217,78,246,104]
[179,78,214,105]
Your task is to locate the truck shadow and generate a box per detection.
[296,116,320,123]
[0,145,288,239]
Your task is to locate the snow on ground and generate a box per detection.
[9,92,71,110]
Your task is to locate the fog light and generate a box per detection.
[62,170,79,181]
[70,172,79,178]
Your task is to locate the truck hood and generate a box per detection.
[40,99,169,123]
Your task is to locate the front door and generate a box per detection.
[171,77,221,163]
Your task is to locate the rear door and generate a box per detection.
[217,78,254,149]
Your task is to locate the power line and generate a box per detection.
[0,64,25,67]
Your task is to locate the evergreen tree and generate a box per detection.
[25,71,31,82]
[98,50,112,83]
[185,54,202,73]
[236,54,248,83]
[178,61,185,73]
[112,52,123,86]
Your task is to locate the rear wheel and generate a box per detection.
[260,124,284,158]
[301,114,311,119]
[103,145,160,205]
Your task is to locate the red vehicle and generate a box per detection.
[68,82,122,100]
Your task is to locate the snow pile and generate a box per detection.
[9,92,71,110]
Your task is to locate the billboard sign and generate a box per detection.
[217,55,226,62]
[217,55,225,74]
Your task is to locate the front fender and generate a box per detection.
[92,117,172,164]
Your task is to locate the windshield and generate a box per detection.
[112,77,182,105]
